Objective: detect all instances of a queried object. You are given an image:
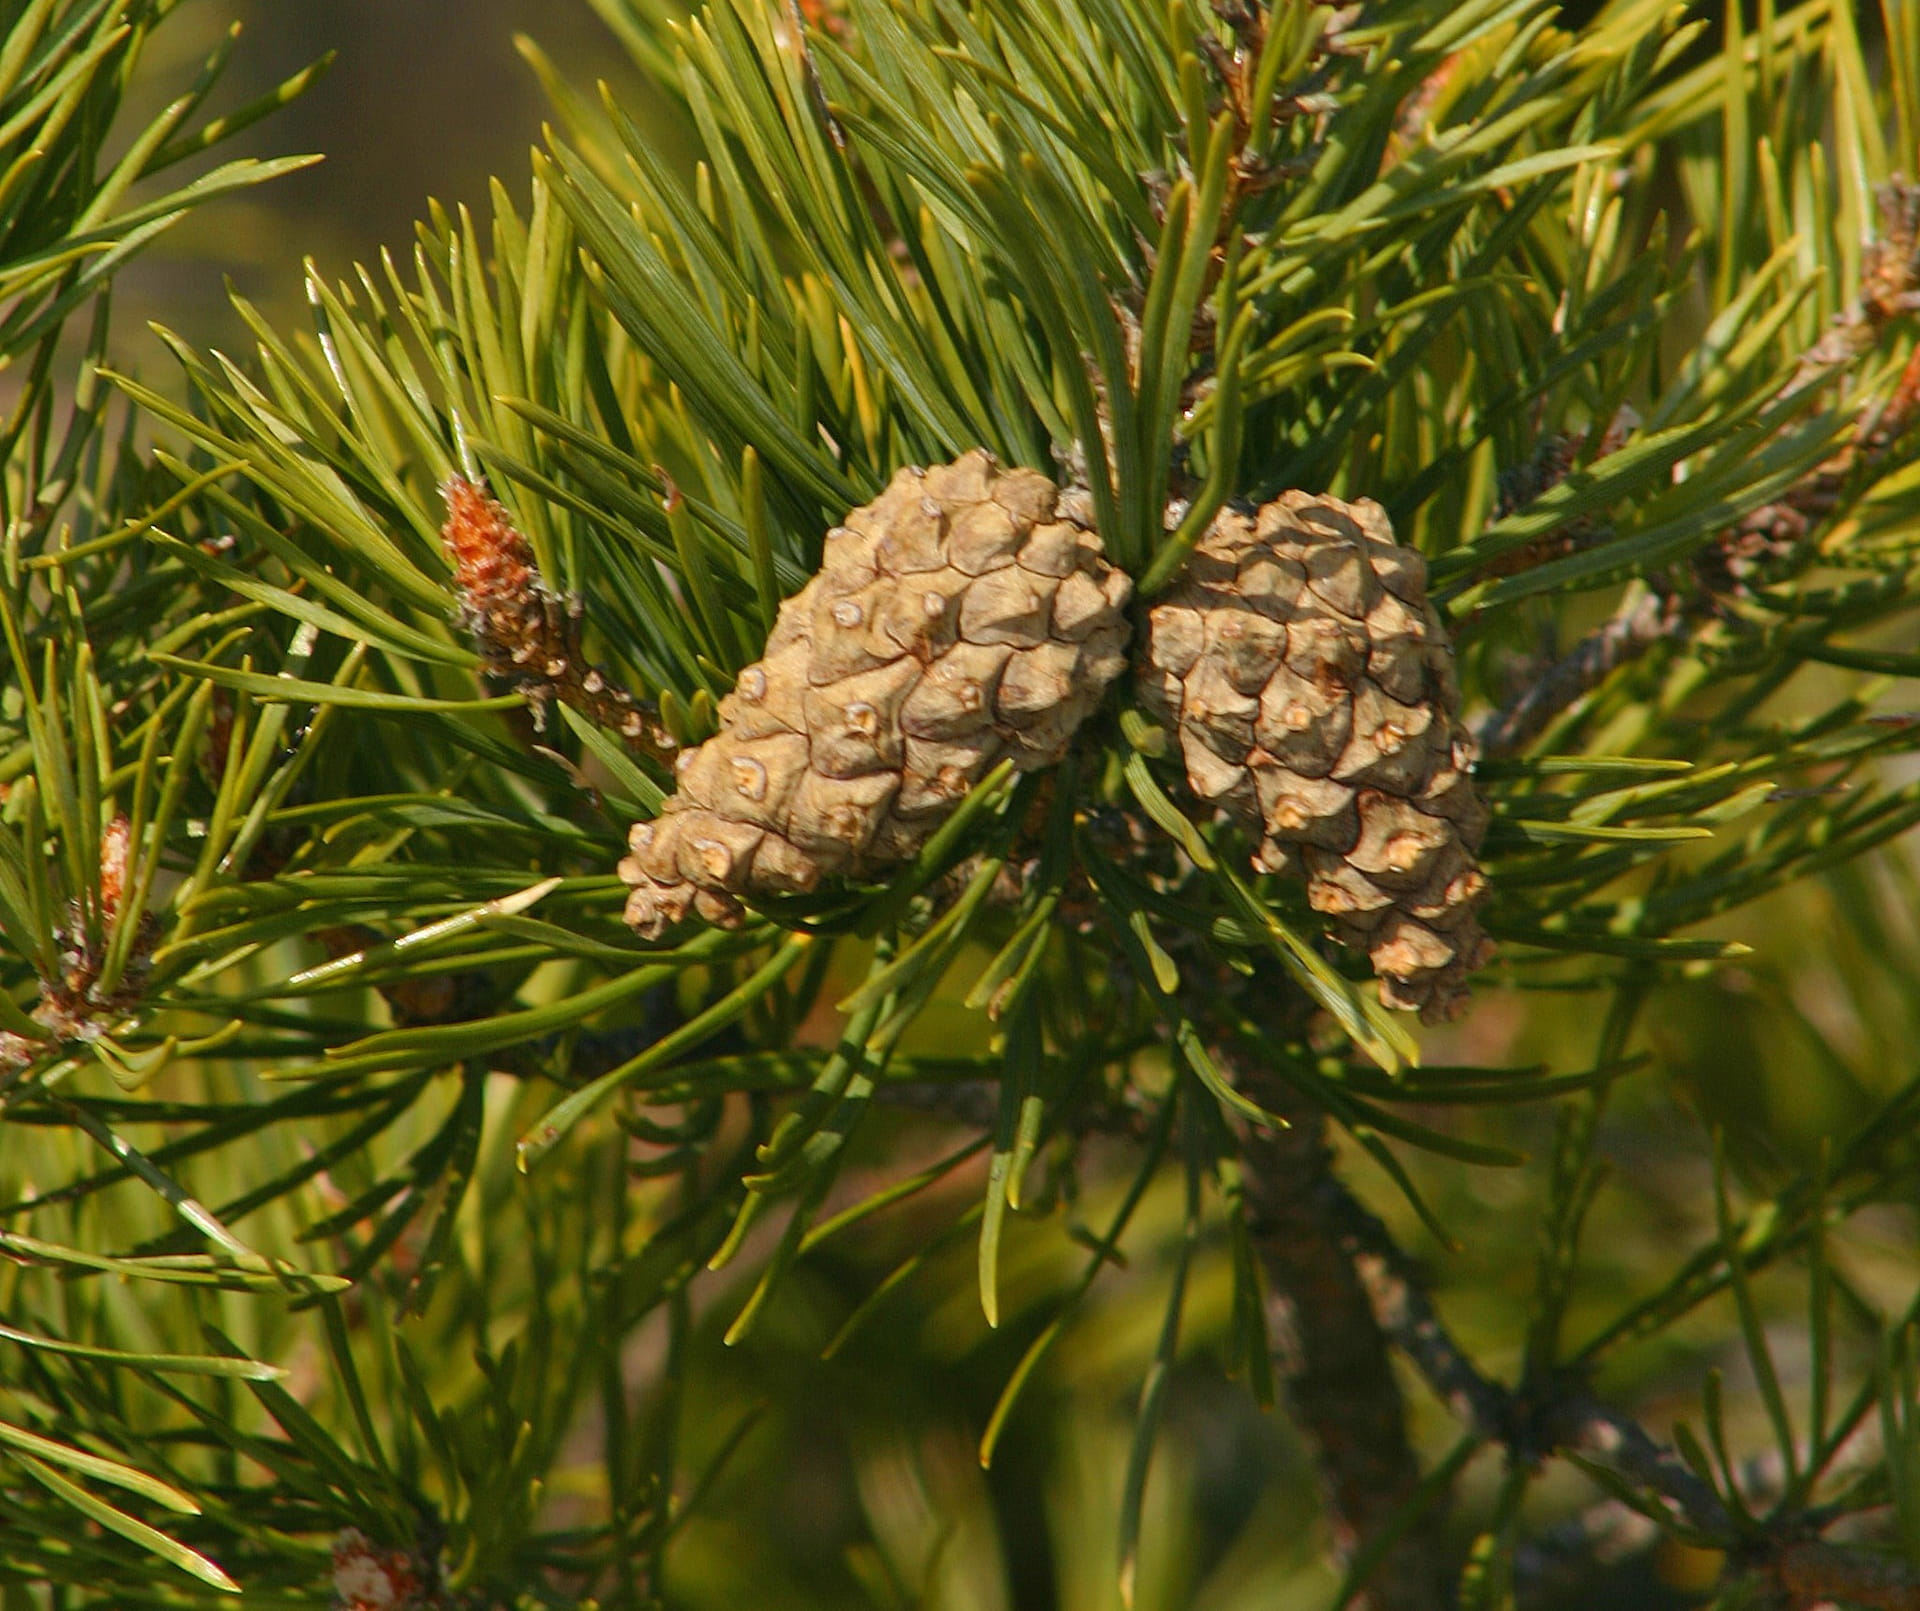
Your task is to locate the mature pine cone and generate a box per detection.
[1140,492,1492,1021]
[620,452,1133,937]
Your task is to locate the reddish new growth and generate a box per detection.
[793,0,849,38]
[0,814,157,1075]
[97,814,130,921]
[441,476,540,612]
[330,1529,434,1611]
[440,478,675,763]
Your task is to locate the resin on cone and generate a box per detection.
[1141,492,1492,1020]
[620,452,1132,937]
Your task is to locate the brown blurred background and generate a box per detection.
[128,1,638,358]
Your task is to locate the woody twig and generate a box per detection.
[1478,179,1920,759]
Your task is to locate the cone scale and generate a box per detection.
[1140,492,1493,1021]
[619,461,1489,1021]
[619,452,1133,936]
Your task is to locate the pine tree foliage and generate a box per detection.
[3,0,1920,1605]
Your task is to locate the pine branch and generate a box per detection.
[1478,176,1920,758]
[1517,1507,1920,1610]
[1223,1044,1449,1611]
[9,0,1919,1601]
[1477,586,1686,758]
[1511,1498,1662,1607]
[1302,1118,1920,1607]
[1760,1540,1920,1611]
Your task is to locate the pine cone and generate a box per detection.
[1140,492,1492,1021]
[620,452,1133,937]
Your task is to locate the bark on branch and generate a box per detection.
[1236,1075,1920,1605]
[1225,1048,1450,1611]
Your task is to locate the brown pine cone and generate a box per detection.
[620,452,1133,937]
[1140,492,1492,1021]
